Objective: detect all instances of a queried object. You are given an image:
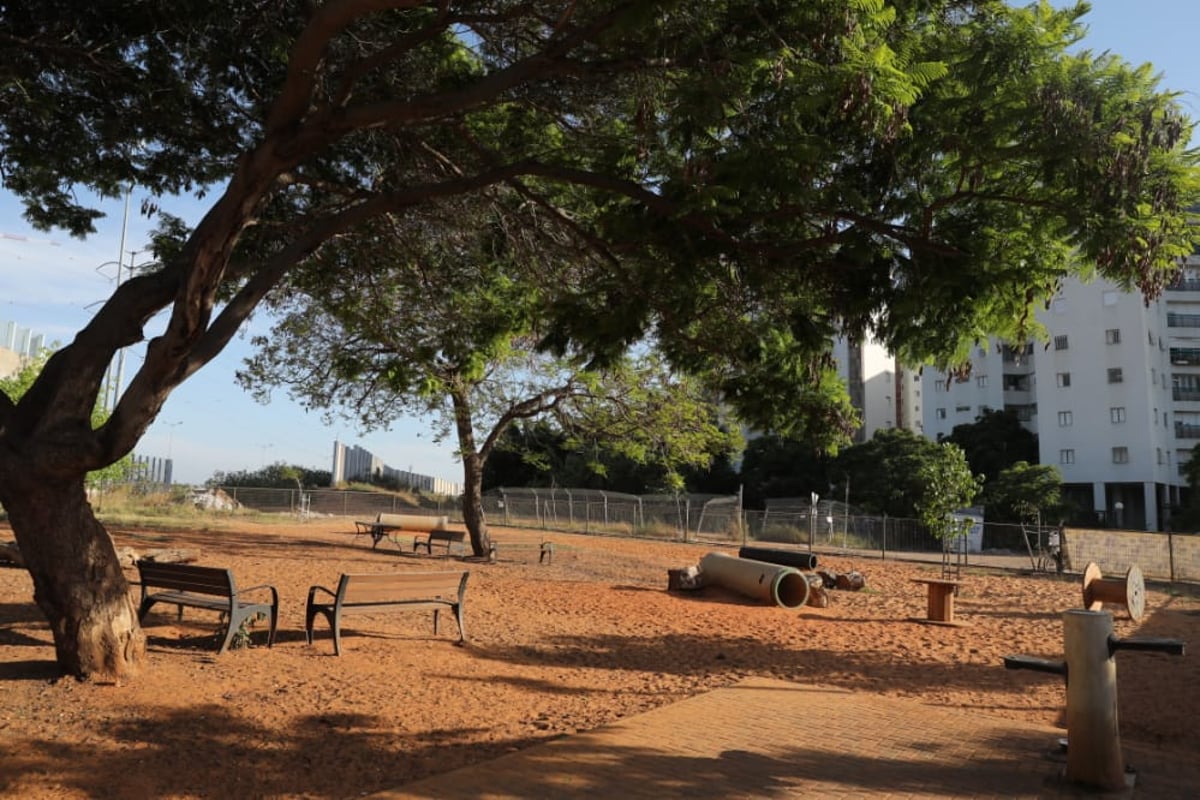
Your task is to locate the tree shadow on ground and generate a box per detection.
[0,701,543,799]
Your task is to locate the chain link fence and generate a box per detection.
[167,484,1200,585]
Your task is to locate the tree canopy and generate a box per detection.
[2,0,1198,679]
[942,408,1040,484]
[976,460,1063,524]
[832,428,978,519]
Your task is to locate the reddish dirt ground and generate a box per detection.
[1,519,1197,799]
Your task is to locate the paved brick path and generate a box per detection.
[373,677,1198,799]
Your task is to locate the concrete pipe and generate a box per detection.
[700,552,810,609]
[738,546,819,571]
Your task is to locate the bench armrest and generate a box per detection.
[240,584,279,607]
[306,584,336,604]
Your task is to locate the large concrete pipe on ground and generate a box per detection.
[737,546,819,571]
[700,552,810,609]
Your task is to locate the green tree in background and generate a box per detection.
[914,442,984,542]
[737,435,832,509]
[208,462,331,490]
[977,461,1063,525]
[1,2,1196,680]
[831,429,957,518]
[942,409,1040,484]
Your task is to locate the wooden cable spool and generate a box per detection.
[1081,562,1145,621]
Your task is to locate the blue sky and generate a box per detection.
[2,1,1198,486]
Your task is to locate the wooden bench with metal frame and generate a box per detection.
[135,561,279,654]
[304,570,469,655]
[412,529,468,556]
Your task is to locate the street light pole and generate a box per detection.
[164,421,182,461]
[110,187,132,414]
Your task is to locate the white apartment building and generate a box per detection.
[920,272,1193,532]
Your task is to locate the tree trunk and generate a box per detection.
[2,473,144,680]
[461,452,491,557]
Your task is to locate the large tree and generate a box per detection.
[976,460,1063,523]
[833,427,977,519]
[942,408,1039,484]
[1,1,1197,679]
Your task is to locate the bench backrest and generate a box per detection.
[376,513,449,531]
[136,561,236,597]
[428,530,464,542]
[337,571,468,606]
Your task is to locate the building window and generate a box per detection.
[1056,372,1071,388]
[976,375,988,388]
[1149,331,1156,346]
[955,405,971,413]
[1112,447,1129,464]
[1054,335,1069,351]
[1107,368,1123,384]
[1058,411,1073,427]
[1105,328,1121,345]
[1102,291,1118,306]
[977,346,987,358]
[1060,449,1075,464]
[1158,448,1164,465]
[935,408,946,419]
[1110,407,1126,423]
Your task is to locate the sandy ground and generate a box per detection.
[1,519,1197,799]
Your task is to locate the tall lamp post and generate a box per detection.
[163,421,182,461]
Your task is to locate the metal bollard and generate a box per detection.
[1004,609,1184,792]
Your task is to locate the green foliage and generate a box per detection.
[738,435,832,509]
[942,409,1039,484]
[208,462,330,490]
[832,428,979,519]
[977,461,1063,524]
[914,442,984,541]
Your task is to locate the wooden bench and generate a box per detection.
[305,571,469,655]
[353,513,450,549]
[412,529,468,556]
[135,561,279,654]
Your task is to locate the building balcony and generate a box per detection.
[1176,424,1200,440]
[1167,278,1200,293]
[1173,388,1200,402]
[1002,389,1033,404]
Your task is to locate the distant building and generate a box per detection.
[0,319,46,379]
[331,440,462,496]
[919,272,1191,531]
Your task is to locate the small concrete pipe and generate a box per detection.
[737,546,819,571]
[699,552,810,609]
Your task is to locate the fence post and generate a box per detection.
[881,514,887,560]
[1168,529,1176,583]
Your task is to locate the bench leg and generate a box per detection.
[454,604,467,644]
[306,604,339,653]
[218,616,240,655]
[331,614,344,656]
[432,608,440,636]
